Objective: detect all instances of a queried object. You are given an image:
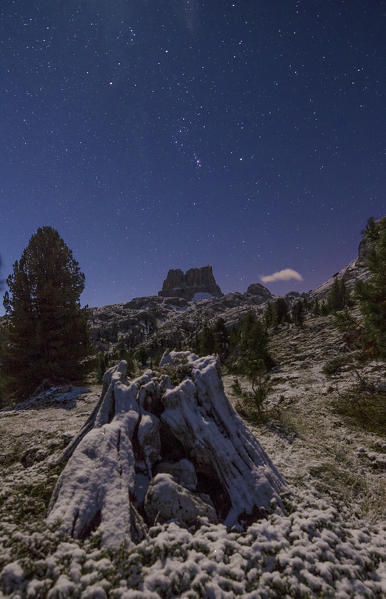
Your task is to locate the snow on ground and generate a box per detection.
[12,386,90,411]
[0,316,385,597]
[192,293,214,301]
[0,484,385,598]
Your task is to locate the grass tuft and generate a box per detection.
[331,386,386,436]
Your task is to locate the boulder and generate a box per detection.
[155,459,197,490]
[144,473,217,525]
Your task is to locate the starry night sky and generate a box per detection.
[1,0,385,311]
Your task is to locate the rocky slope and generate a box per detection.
[310,234,370,301]
[225,309,385,517]
[89,286,275,353]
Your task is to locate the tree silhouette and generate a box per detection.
[3,227,89,400]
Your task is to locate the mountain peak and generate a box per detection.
[158,265,223,301]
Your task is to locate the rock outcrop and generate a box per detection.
[309,236,371,301]
[158,265,223,300]
[47,352,285,548]
[246,283,272,302]
[144,473,217,525]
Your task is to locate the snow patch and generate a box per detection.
[192,292,214,301]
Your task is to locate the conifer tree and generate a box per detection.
[3,227,89,400]
[313,299,321,316]
[326,278,349,313]
[273,298,290,325]
[0,258,6,406]
[264,302,276,328]
[239,312,271,370]
[302,296,310,311]
[134,346,148,367]
[199,323,215,355]
[96,352,108,383]
[228,327,240,351]
[292,300,305,327]
[356,216,386,357]
[212,317,229,359]
[361,216,378,242]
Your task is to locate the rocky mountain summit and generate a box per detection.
[158,265,223,300]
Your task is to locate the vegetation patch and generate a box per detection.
[322,355,352,376]
[0,467,63,526]
[309,461,386,520]
[159,355,193,386]
[264,406,304,440]
[231,371,272,424]
[331,386,386,436]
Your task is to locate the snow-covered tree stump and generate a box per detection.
[47,351,285,548]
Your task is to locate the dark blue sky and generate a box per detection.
[1,0,385,311]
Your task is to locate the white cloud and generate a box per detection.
[260,268,303,283]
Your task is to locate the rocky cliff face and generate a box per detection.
[309,236,371,301]
[158,265,223,300]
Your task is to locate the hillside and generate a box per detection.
[0,307,385,597]
[226,310,385,519]
[1,227,385,598]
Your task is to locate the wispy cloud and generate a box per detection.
[260,269,303,283]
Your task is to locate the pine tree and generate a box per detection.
[264,302,276,328]
[134,346,148,367]
[361,217,378,242]
[96,352,108,383]
[313,299,321,316]
[273,298,290,325]
[302,296,310,311]
[0,328,6,407]
[356,216,386,357]
[0,259,7,406]
[3,227,89,400]
[228,327,240,352]
[212,317,229,359]
[239,312,271,370]
[292,300,305,327]
[199,323,215,355]
[326,278,349,313]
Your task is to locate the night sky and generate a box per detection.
[1,0,385,311]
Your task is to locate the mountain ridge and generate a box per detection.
[89,235,370,354]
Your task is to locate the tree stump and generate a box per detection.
[48,352,285,548]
